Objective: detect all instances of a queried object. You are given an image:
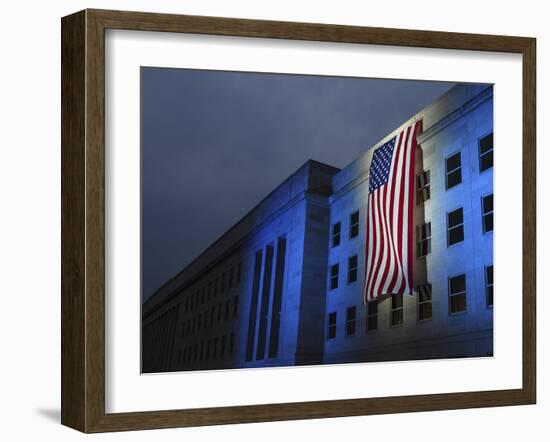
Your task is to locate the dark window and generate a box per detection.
[200,342,204,361]
[214,277,219,297]
[233,295,239,318]
[416,170,431,203]
[237,261,242,284]
[486,265,494,307]
[417,222,431,257]
[206,340,211,360]
[482,194,494,233]
[332,222,341,247]
[228,267,234,288]
[327,312,337,340]
[449,274,467,314]
[391,293,404,326]
[346,306,356,336]
[447,208,464,246]
[229,332,235,354]
[349,211,360,238]
[197,312,202,331]
[367,301,378,331]
[348,255,358,283]
[200,287,206,305]
[221,335,226,357]
[225,299,231,320]
[330,264,339,290]
[245,251,262,362]
[220,272,226,293]
[418,283,432,321]
[256,244,274,360]
[207,282,212,301]
[479,132,493,172]
[213,337,218,359]
[445,152,462,189]
[269,237,286,359]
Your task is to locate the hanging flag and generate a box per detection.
[363,120,422,303]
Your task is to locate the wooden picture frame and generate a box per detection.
[61,8,536,433]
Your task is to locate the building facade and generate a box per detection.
[142,83,494,373]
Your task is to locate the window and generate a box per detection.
[366,301,378,331]
[225,299,231,320]
[347,255,358,283]
[416,170,431,203]
[479,132,493,172]
[236,261,242,284]
[332,222,341,247]
[485,265,494,307]
[221,335,226,357]
[210,306,215,327]
[233,295,239,318]
[449,274,467,314]
[482,194,493,233]
[220,272,226,293]
[327,312,337,339]
[416,222,431,257]
[417,283,432,321]
[391,293,404,326]
[330,264,339,290]
[349,211,359,238]
[228,267,234,288]
[445,152,462,189]
[447,207,464,246]
[346,306,356,335]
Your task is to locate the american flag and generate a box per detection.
[363,120,422,302]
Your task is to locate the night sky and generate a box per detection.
[141,67,455,302]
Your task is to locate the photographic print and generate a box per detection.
[141,68,494,374]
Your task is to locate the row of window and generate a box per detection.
[331,210,359,248]
[181,295,239,338]
[327,265,493,339]
[434,132,494,198]
[417,193,493,257]
[182,261,242,314]
[329,255,358,290]
[178,332,236,367]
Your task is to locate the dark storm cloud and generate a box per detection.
[141,68,454,301]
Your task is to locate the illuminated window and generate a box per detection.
[479,132,493,172]
[416,169,431,203]
[327,312,337,339]
[391,293,404,326]
[445,152,462,189]
[330,264,339,290]
[417,222,431,257]
[485,265,494,307]
[349,210,359,238]
[346,306,357,336]
[449,274,467,314]
[332,222,341,247]
[366,300,378,331]
[482,194,494,233]
[417,283,432,320]
[347,255,358,283]
[447,208,464,246]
